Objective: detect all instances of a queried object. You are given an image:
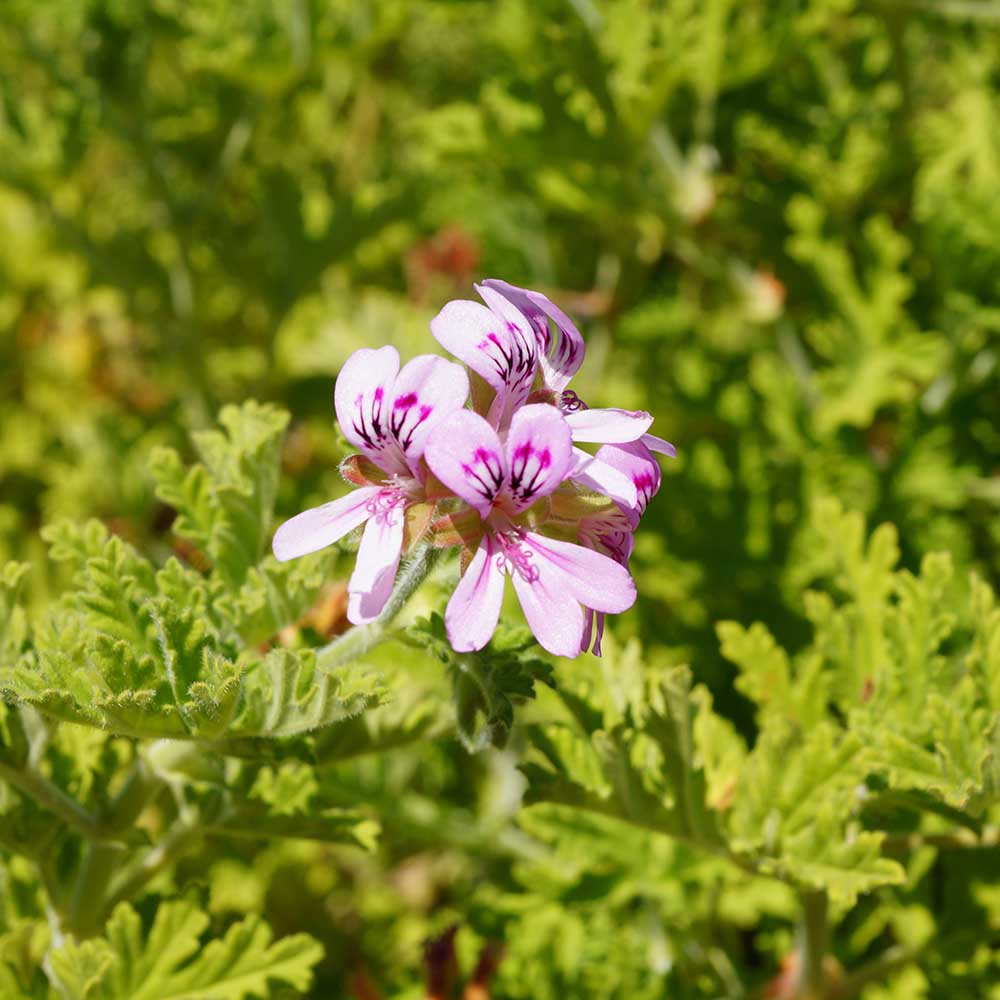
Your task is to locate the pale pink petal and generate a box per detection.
[334,346,406,474]
[503,404,574,512]
[595,440,662,517]
[641,432,677,458]
[424,410,507,517]
[564,407,653,444]
[430,298,536,409]
[347,503,405,624]
[509,549,584,658]
[569,448,638,508]
[480,279,585,392]
[445,537,506,652]
[388,354,470,471]
[272,486,379,561]
[524,532,636,614]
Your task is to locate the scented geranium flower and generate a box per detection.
[273,346,468,624]
[482,279,678,458]
[575,440,662,655]
[424,403,636,657]
[432,280,673,506]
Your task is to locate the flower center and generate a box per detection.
[494,530,540,582]
[365,486,408,526]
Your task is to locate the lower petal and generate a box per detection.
[272,487,380,562]
[525,532,636,614]
[347,509,405,624]
[510,557,585,658]
[446,537,506,652]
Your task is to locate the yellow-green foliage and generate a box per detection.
[1,2,1000,998]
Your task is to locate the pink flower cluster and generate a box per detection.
[273,280,674,658]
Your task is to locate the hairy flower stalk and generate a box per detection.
[273,279,674,657]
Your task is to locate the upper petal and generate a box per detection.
[480,279,585,392]
[388,354,470,470]
[430,298,536,409]
[347,501,405,624]
[445,536,506,652]
[595,440,662,517]
[272,486,379,561]
[503,404,573,513]
[525,531,636,614]
[564,407,653,444]
[333,346,405,473]
[424,409,507,517]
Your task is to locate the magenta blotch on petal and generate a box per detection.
[333,346,403,474]
[425,410,507,516]
[389,354,469,472]
[480,278,586,392]
[503,404,574,512]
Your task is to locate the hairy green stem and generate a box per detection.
[799,889,829,999]
[881,825,999,852]
[103,814,203,916]
[316,544,440,669]
[66,843,123,939]
[0,760,106,842]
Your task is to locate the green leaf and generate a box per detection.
[47,900,322,1000]
[408,613,553,752]
[150,402,289,591]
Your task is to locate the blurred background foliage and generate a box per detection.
[2,0,1000,996]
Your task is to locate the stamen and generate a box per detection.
[494,531,540,582]
[364,487,407,526]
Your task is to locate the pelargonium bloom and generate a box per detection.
[273,346,468,623]
[431,279,673,507]
[424,403,636,657]
[482,279,677,459]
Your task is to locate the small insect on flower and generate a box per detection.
[272,346,467,624]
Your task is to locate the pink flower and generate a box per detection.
[424,403,636,657]
[273,346,468,624]
[481,280,678,459]
[576,440,662,655]
[433,279,674,508]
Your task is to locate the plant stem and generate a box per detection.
[66,842,123,939]
[316,544,440,669]
[102,814,203,915]
[799,889,829,999]
[881,826,999,852]
[0,759,106,842]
